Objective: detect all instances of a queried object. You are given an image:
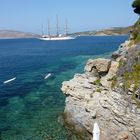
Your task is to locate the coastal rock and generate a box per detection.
[61,74,95,101]
[112,51,120,59]
[112,40,136,61]
[61,41,140,140]
[118,131,129,140]
[62,75,140,140]
[84,58,111,76]
[100,61,119,87]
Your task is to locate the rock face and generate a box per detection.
[61,40,140,140]
[85,58,111,77]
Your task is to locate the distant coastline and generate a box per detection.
[0,26,131,39]
[70,26,132,36]
[0,30,40,39]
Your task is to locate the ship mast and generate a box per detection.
[56,15,59,36]
[41,25,44,36]
[65,19,68,36]
[48,19,50,37]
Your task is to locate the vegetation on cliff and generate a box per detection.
[111,40,140,107]
[132,0,140,15]
[110,1,140,107]
[131,19,140,43]
[116,48,140,106]
[131,0,140,43]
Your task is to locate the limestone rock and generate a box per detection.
[62,73,140,139]
[118,131,129,140]
[61,71,140,140]
[100,61,119,87]
[84,58,111,75]
[112,51,120,59]
[61,42,140,140]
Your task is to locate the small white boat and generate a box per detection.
[44,73,51,80]
[93,123,100,140]
[3,77,16,84]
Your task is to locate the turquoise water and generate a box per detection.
[0,36,128,140]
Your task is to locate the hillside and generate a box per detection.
[0,30,40,39]
[71,26,132,36]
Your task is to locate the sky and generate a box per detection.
[0,0,138,34]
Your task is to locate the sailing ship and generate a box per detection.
[39,17,75,41]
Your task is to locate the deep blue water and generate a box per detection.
[0,36,128,140]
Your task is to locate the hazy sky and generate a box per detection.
[0,0,138,34]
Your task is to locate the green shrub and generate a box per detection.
[132,0,140,15]
[93,79,101,86]
[118,60,127,68]
[96,88,101,93]
[123,64,140,92]
[134,34,140,43]
[132,30,139,40]
[107,76,117,89]
[131,19,140,43]
[123,72,131,90]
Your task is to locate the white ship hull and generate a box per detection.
[39,36,75,41]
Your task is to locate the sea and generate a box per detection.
[0,36,128,140]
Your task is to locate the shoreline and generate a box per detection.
[0,35,128,40]
[76,34,129,37]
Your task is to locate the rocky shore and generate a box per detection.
[61,38,140,140]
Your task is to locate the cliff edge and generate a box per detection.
[61,23,140,140]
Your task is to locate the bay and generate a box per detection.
[0,36,128,140]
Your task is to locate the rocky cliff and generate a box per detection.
[61,37,140,140]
